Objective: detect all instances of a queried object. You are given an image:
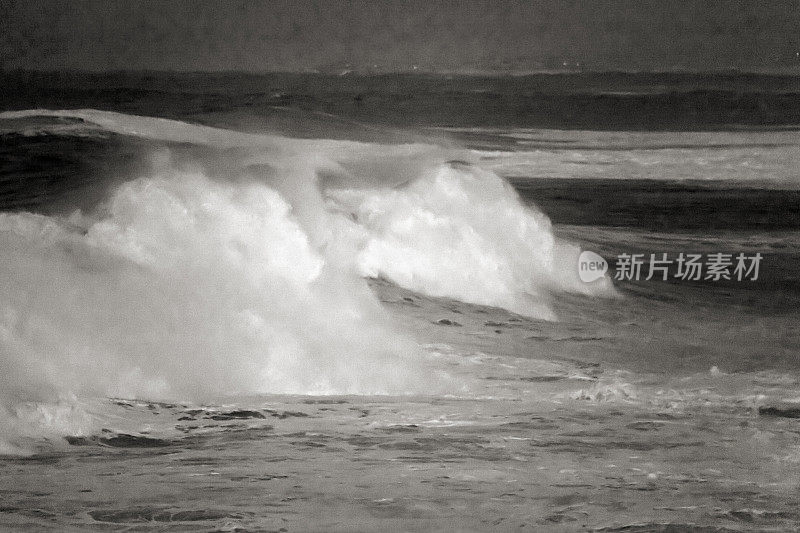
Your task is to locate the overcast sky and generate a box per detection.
[2,0,799,73]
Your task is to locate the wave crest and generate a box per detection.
[332,163,614,318]
[0,109,615,451]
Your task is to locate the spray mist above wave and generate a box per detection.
[329,163,614,318]
[0,172,442,452]
[0,170,434,397]
[1,109,615,306]
[0,109,614,450]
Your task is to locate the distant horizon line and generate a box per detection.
[3,67,800,78]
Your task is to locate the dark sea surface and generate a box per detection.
[4,70,800,133]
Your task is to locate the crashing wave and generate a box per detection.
[0,109,615,451]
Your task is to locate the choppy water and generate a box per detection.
[0,73,799,531]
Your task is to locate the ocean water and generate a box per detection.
[0,73,799,531]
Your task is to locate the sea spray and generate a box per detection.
[0,165,436,452]
[329,162,615,318]
[0,109,615,452]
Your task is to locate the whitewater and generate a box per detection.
[0,109,615,452]
[1,105,799,531]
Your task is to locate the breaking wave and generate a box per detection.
[0,109,614,451]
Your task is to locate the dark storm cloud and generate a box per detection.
[1,0,799,72]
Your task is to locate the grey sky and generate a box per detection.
[2,0,799,72]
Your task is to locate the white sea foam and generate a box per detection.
[328,163,613,317]
[0,109,615,451]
